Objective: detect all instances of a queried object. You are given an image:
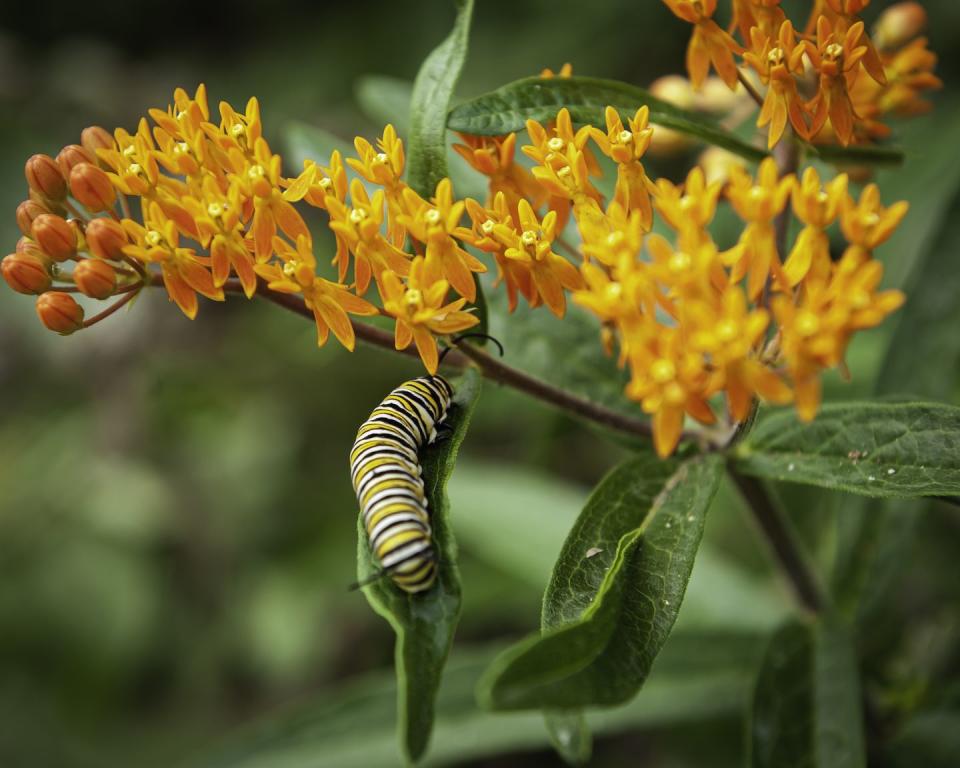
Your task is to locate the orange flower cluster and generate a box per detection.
[458,106,905,455]
[3,82,911,457]
[3,87,480,371]
[662,0,940,147]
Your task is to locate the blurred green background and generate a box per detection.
[2,1,959,766]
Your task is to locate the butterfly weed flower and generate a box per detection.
[397,178,486,302]
[662,0,745,89]
[4,72,918,459]
[380,257,479,374]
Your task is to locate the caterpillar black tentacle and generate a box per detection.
[350,375,455,594]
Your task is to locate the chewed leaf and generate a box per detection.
[477,452,723,710]
[447,75,767,162]
[356,367,481,762]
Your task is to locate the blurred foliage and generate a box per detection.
[2,1,960,766]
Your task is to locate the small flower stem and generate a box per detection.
[118,193,132,221]
[728,467,826,614]
[737,69,765,109]
[773,137,799,261]
[82,283,142,328]
[217,279,673,442]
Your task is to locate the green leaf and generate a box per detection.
[355,367,481,762]
[447,75,767,162]
[749,617,866,768]
[477,452,724,710]
[194,635,759,768]
[734,402,960,498]
[406,0,474,198]
[283,121,352,167]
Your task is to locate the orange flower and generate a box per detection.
[461,193,536,312]
[589,106,656,229]
[494,199,583,317]
[380,257,479,374]
[452,133,545,225]
[783,168,847,286]
[230,137,309,262]
[122,202,223,319]
[625,327,716,457]
[255,236,378,350]
[805,16,870,145]
[326,179,412,297]
[730,0,785,41]
[723,158,794,299]
[743,21,809,146]
[397,178,486,302]
[662,0,745,89]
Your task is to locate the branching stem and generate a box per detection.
[728,468,826,613]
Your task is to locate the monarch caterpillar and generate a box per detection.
[350,375,456,594]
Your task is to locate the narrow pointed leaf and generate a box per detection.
[734,402,960,498]
[447,75,767,162]
[750,617,866,768]
[405,0,486,340]
[356,367,480,762]
[406,0,474,197]
[477,452,723,710]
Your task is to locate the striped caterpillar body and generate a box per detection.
[350,376,455,594]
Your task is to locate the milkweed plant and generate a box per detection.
[5,0,955,765]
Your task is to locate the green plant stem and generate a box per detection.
[216,279,672,443]
[728,468,826,614]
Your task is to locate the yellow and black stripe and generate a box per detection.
[350,376,455,594]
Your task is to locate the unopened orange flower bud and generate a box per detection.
[36,291,85,334]
[69,163,117,212]
[16,236,51,262]
[2,252,52,295]
[56,144,96,176]
[874,2,927,50]
[697,76,742,115]
[25,154,68,201]
[31,213,77,261]
[648,75,696,156]
[73,258,117,299]
[16,199,50,237]
[85,217,129,260]
[81,126,115,161]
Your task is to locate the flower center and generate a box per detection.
[145,230,163,247]
[547,137,565,152]
[481,220,495,234]
[425,209,442,226]
[375,152,389,164]
[651,358,676,384]
[617,129,633,144]
[668,251,692,272]
[796,311,820,337]
[349,208,367,224]
[520,230,538,247]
